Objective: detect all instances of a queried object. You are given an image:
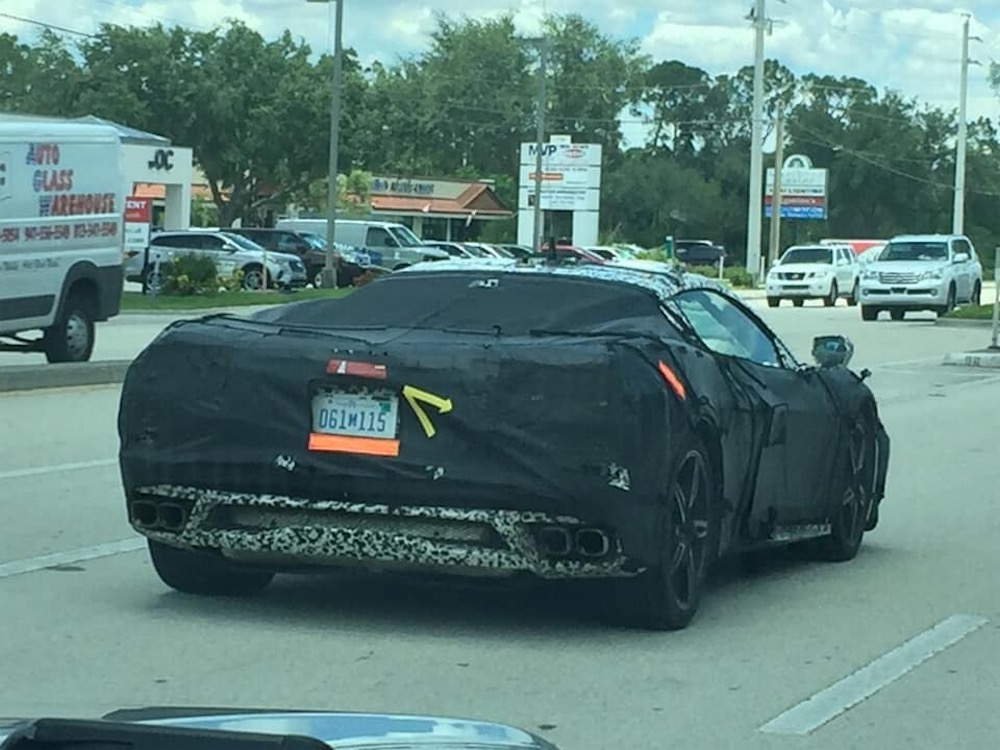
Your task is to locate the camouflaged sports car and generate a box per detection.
[118,259,890,630]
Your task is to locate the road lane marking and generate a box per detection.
[759,614,989,735]
[0,538,145,579]
[0,458,116,481]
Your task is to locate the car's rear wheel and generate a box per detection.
[971,281,982,306]
[848,281,859,307]
[148,539,275,596]
[607,439,716,631]
[792,299,804,308]
[824,281,838,307]
[767,297,780,308]
[861,305,878,321]
[890,308,905,321]
[819,416,877,562]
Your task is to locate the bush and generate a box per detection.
[687,264,755,288]
[162,253,218,296]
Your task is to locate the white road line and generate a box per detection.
[0,458,117,481]
[759,614,989,736]
[0,538,145,579]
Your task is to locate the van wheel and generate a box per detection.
[44,290,96,363]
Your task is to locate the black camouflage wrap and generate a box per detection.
[118,260,890,578]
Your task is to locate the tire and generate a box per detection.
[148,539,274,596]
[889,308,905,321]
[848,281,859,307]
[792,299,804,308]
[819,415,878,562]
[142,265,165,294]
[310,267,325,289]
[937,284,956,316]
[861,305,878,322]
[606,438,717,631]
[824,281,838,307]
[43,290,96,363]
[242,264,268,291]
[971,281,982,306]
[767,297,780,308]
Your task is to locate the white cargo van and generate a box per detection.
[0,120,125,362]
[274,218,448,270]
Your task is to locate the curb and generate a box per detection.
[935,317,994,328]
[942,350,1000,369]
[0,360,132,393]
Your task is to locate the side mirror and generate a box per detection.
[812,335,854,368]
[953,252,970,263]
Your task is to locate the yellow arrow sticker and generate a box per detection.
[402,385,453,438]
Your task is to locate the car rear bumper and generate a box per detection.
[859,282,948,307]
[127,485,651,580]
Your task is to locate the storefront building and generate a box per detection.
[365,176,513,240]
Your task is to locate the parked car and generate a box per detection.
[118,259,890,631]
[766,243,860,307]
[424,240,484,259]
[496,244,535,259]
[536,244,605,264]
[135,230,307,291]
[226,227,363,288]
[675,240,726,266]
[274,218,449,270]
[858,233,984,321]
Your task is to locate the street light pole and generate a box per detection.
[308,0,343,289]
[745,0,767,280]
[953,13,973,235]
[528,37,549,252]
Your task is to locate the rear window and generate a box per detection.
[254,272,668,335]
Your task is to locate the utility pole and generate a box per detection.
[769,105,785,266]
[531,38,549,252]
[953,13,980,236]
[745,0,768,280]
[308,0,343,289]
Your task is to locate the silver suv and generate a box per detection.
[131,231,308,291]
[858,234,984,320]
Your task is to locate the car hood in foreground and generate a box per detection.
[0,709,555,750]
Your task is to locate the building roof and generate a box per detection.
[368,177,512,219]
[0,111,170,146]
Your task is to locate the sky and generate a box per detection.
[3,0,999,149]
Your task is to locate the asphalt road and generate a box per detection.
[1,301,998,750]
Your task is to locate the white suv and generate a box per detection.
[858,234,983,321]
[765,244,860,307]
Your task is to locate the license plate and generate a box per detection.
[311,390,398,440]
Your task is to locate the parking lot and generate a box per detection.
[1,297,998,750]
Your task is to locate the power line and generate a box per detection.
[0,12,93,37]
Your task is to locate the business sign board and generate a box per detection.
[765,154,828,220]
[517,142,601,212]
[124,196,152,250]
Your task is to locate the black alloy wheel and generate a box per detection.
[608,440,715,631]
[820,417,877,562]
